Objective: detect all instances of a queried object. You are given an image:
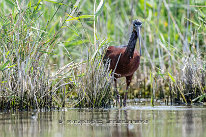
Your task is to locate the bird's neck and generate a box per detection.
[125,30,138,58]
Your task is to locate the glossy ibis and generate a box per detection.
[104,19,142,106]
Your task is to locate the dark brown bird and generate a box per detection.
[104,20,142,106]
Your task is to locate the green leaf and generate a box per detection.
[168,72,176,83]
[39,50,56,55]
[192,93,206,102]
[199,94,206,102]
[28,0,31,8]
[184,18,200,27]
[150,71,154,106]
[95,0,105,16]
[66,14,93,22]
[5,0,15,7]
[1,81,7,84]
[6,51,9,57]
[77,73,85,77]
[0,60,10,71]
[34,0,41,12]
[8,64,16,69]
[146,2,153,8]
[44,0,66,5]
[156,67,165,78]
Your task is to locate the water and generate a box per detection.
[0,104,206,137]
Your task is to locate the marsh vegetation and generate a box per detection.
[0,0,205,110]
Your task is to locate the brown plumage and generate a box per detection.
[104,20,142,106]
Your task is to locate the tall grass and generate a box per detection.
[0,0,205,110]
[0,0,78,110]
[75,48,113,108]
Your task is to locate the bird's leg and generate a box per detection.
[114,79,120,105]
[124,75,133,107]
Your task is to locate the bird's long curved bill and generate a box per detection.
[138,27,142,56]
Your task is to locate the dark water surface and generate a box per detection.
[0,104,206,137]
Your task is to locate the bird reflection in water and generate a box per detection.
[110,110,137,137]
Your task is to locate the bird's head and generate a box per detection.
[133,19,142,32]
[133,19,142,56]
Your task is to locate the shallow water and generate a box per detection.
[0,104,206,137]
